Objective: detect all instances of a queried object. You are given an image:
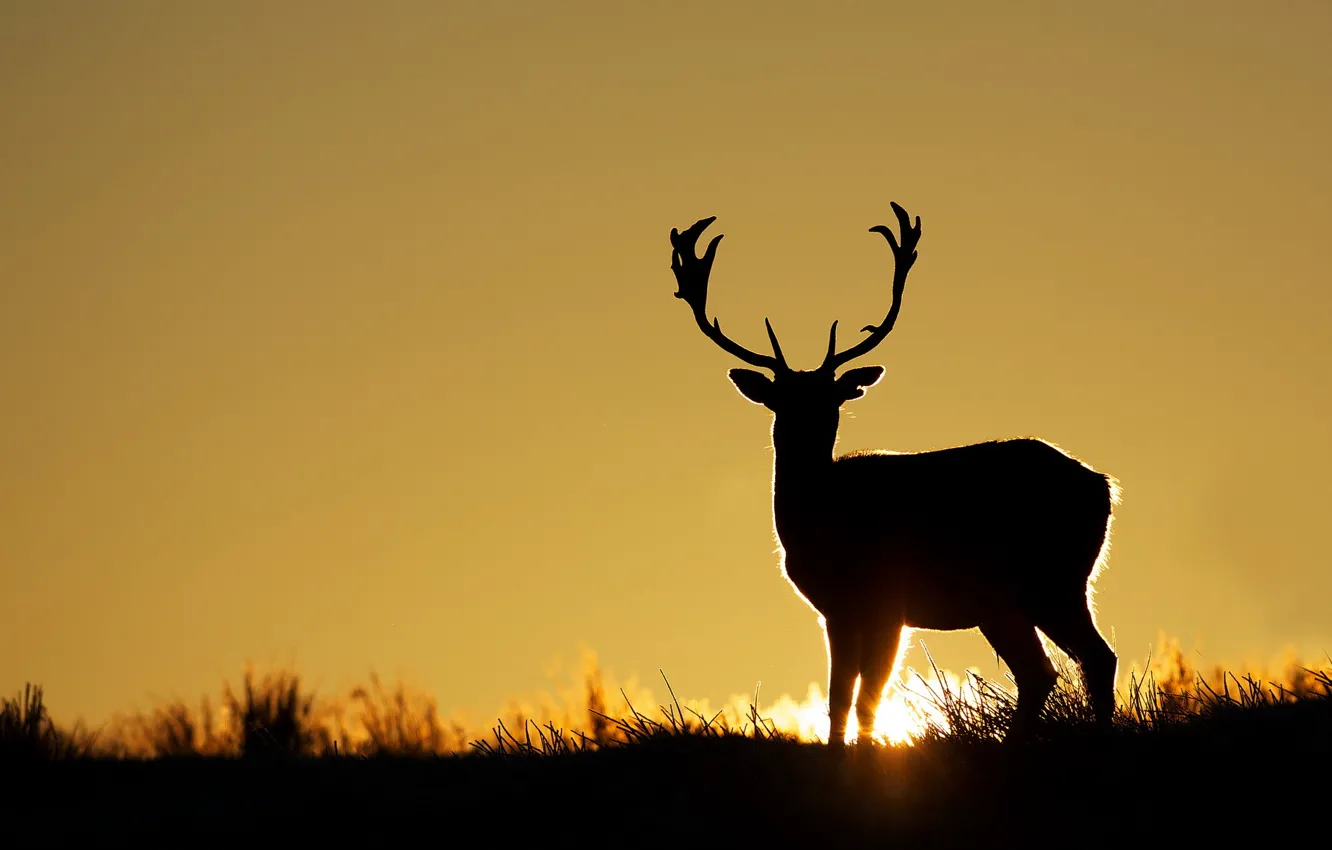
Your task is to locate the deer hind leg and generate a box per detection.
[1036,601,1118,727]
[979,615,1057,741]
[854,625,904,743]
[822,617,862,747]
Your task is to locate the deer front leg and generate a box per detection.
[855,625,904,743]
[823,618,861,747]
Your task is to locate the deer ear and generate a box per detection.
[728,368,774,406]
[836,366,884,401]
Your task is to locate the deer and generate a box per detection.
[668,202,1119,745]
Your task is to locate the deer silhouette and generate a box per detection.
[669,203,1118,744]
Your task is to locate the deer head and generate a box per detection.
[670,203,923,457]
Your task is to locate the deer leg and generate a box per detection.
[823,618,861,747]
[854,625,903,743]
[979,615,1056,742]
[1037,602,1118,728]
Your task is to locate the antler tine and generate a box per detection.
[671,217,788,373]
[821,202,922,372]
[764,318,790,371]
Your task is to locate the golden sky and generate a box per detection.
[3,1,1331,726]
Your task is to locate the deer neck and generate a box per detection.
[769,412,837,541]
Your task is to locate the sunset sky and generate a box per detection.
[3,1,1330,727]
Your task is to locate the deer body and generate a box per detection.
[669,204,1118,744]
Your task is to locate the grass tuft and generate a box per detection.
[0,684,98,761]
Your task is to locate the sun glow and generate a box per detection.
[524,648,985,748]
[742,629,979,745]
[754,669,970,746]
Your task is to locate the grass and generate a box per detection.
[0,684,99,762]
[3,643,1330,844]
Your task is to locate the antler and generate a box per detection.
[671,216,789,372]
[819,201,922,372]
